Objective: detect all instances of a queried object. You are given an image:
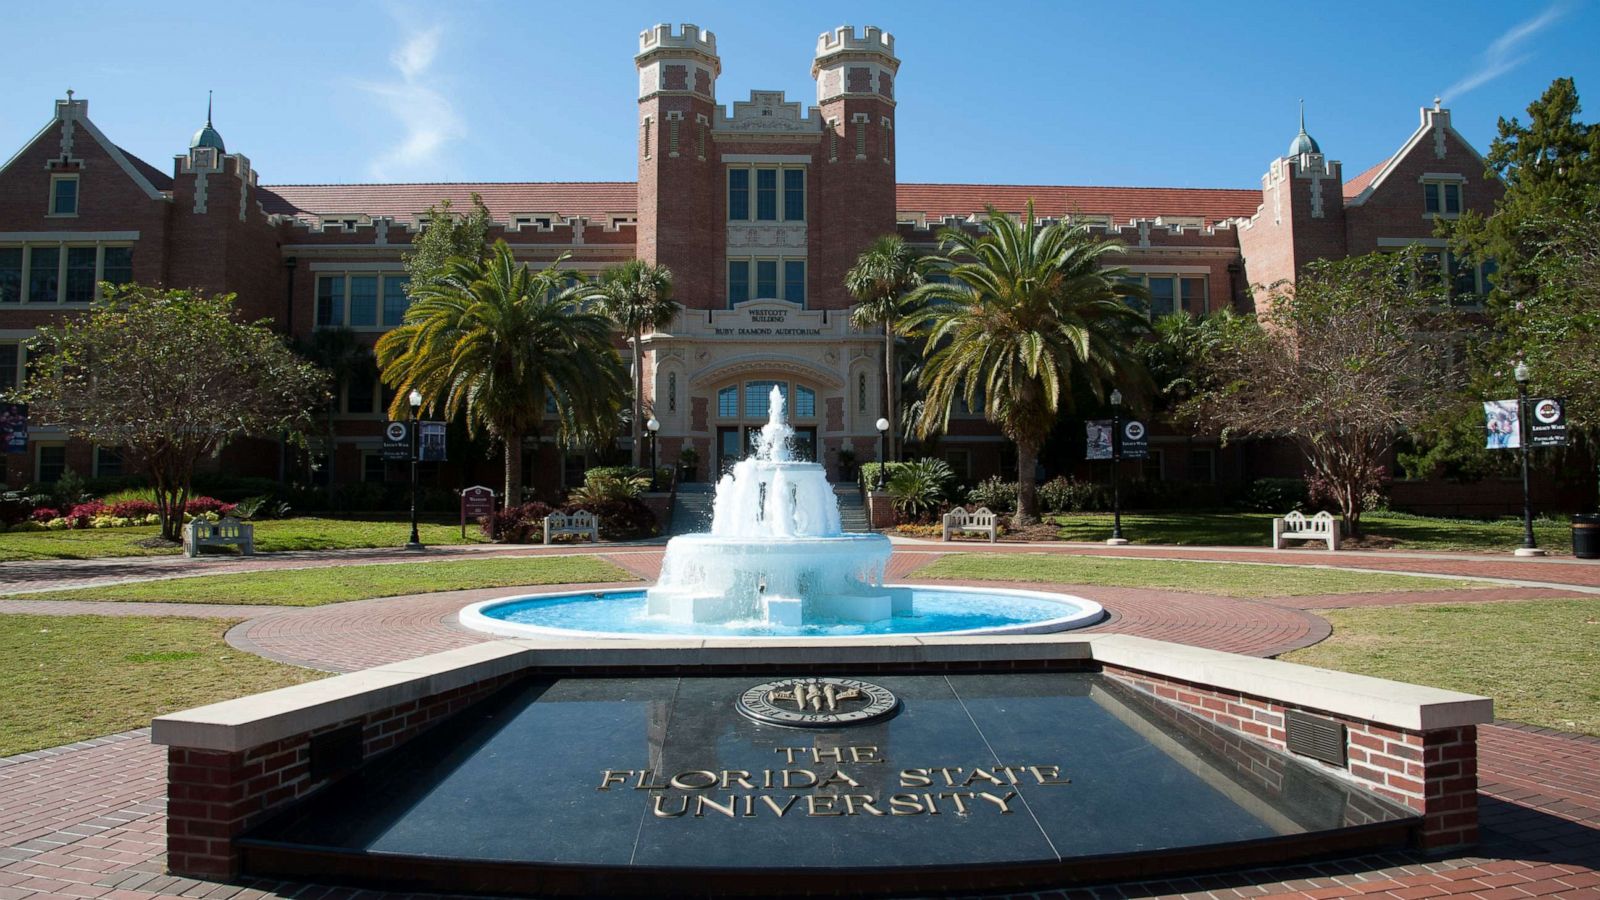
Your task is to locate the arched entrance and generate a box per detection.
[713,378,820,473]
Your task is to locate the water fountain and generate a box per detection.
[644,386,897,627]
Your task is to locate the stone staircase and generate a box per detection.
[835,485,871,533]
[668,483,716,535]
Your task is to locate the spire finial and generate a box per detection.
[66,88,74,102]
[1298,98,1306,133]
[206,90,213,127]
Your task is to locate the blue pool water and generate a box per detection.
[465,587,1104,639]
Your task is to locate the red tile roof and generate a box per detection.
[1343,159,1387,199]
[256,180,1265,227]
[895,183,1261,227]
[258,182,639,223]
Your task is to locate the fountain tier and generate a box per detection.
[645,387,893,626]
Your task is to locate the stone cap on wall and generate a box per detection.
[151,632,1491,753]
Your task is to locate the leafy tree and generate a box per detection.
[847,235,926,460]
[907,202,1150,524]
[18,286,324,540]
[1180,250,1458,536]
[595,259,676,468]
[376,241,626,502]
[403,194,493,295]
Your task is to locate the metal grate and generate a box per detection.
[308,723,364,782]
[1285,709,1346,767]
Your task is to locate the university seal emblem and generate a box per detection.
[737,677,898,728]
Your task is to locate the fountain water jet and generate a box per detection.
[645,386,898,627]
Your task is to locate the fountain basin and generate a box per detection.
[460,583,1105,640]
[648,532,894,626]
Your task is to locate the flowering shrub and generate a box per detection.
[482,502,557,543]
[109,499,158,518]
[67,500,109,528]
[184,496,236,516]
[30,507,59,522]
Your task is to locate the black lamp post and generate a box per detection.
[646,416,660,491]
[1513,363,1544,556]
[406,389,424,550]
[875,417,890,490]
[1108,388,1127,545]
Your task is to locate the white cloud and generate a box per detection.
[1441,3,1567,103]
[360,18,462,180]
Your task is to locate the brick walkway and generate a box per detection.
[0,544,1596,898]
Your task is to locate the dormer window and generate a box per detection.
[49,175,78,216]
[1422,179,1463,217]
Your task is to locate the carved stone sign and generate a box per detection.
[736,677,898,728]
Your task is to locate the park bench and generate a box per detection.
[543,510,599,544]
[184,516,255,557]
[1271,510,1340,551]
[942,506,999,543]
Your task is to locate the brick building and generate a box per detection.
[0,24,1504,501]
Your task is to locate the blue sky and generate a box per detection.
[5,0,1597,189]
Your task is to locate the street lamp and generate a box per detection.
[1107,389,1128,546]
[875,418,891,490]
[406,389,424,550]
[1513,363,1544,556]
[646,416,660,492]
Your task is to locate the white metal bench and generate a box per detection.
[942,506,999,543]
[543,510,599,544]
[184,516,255,557]
[1272,510,1340,551]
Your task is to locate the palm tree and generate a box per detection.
[596,259,676,468]
[908,202,1151,524]
[847,235,924,461]
[376,241,627,502]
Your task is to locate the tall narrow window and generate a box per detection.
[641,118,651,159]
[348,275,378,327]
[382,275,410,326]
[755,260,778,298]
[1180,277,1206,316]
[783,260,806,304]
[345,376,376,414]
[50,176,78,216]
[829,121,839,161]
[794,385,816,418]
[858,372,867,414]
[1444,183,1461,214]
[718,386,738,417]
[316,275,344,326]
[668,119,680,156]
[745,381,783,418]
[755,169,778,221]
[0,249,20,303]
[783,169,805,221]
[728,260,750,305]
[697,121,707,159]
[0,345,17,391]
[37,445,67,483]
[1424,183,1440,213]
[668,372,677,412]
[94,446,124,478]
[101,247,132,286]
[65,247,97,303]
[856,122,866,158]
[728,169,749,221]
[1147,276,1175,317]
[28,247,58,303]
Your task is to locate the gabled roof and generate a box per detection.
[258,182,639,223]
[1342,159,1387,199]
[117,145,174,191]
[0,101,169,201]
[259,180,1262,227]
[895,183,1260,227]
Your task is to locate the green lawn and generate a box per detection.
[0,614,324,757]
[0,517,488,562]
[1049,510,1573,553]
[910,553,1480,598]
[1284,599,1600,736]
[11,555,634,607]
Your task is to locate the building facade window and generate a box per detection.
[36,444,67,483]
[0,343,21,391]
[794,385,816,418]
[667,372,677,412]
[101,246,133,286]
[1423,180,1462,216]
[717,386,738,418]
[1125,273,1208,318]
[315,272,407,329]
[94,445,124,478]
[49,175,78,216]
[361,451,387,484]
[28,247,58,303]
[1142,448,1165,481]
[344,375,377,415]
[1186,448,1216,483]
[727,256,805,305]
[0,249,19,303]
[65,247,97,303]
[0,243,134,304]
[726,164,805,223]
[718,381,818,420]
[858,372,867,414]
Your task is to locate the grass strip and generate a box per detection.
[0,614,324,757]
[910,553,1481,598]
[1283,599,1600,736]
[11,555,633,607]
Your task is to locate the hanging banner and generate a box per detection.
[1085,420,1113,460]
[383,420,412,460]
[1528,398,1569,448]
[0,403,26,453]
[1483,400,1521,450]
[1120,420,1149,460]
[419,421,447,462]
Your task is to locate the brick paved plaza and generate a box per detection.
[0,541,1596,899]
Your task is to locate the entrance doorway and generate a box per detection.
[717,425,818,473]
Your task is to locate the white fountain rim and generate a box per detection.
[458,584,1106,642]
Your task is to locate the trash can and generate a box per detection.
[1574,514,1600,560]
